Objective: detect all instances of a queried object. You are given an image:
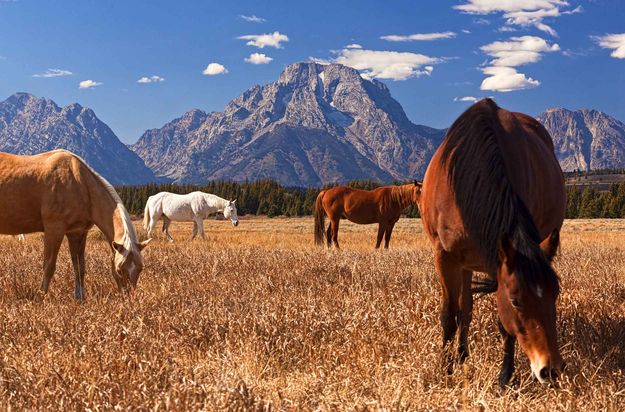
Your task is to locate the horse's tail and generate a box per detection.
[314,190,326,246]
[143,200,151,230]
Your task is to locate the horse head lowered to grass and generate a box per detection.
[0,149,151,301]
[419,99,566,386]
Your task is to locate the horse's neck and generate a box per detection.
[88,181,129,245]
[203,194,227,212]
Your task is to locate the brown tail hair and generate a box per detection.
[314,190,326,245]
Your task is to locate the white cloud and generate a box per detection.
[308,57,332,65]
[334,48,441,80]
[237,31,289,48]
[381,31,457,42]
[480,66,539,91]
[479,36,559,92]
[137,75,165,83]
[239,14,266,23]
[244,53,273,64]
[202,63,228,76]
[481,36,560,66]
[592,33,625,59]
[462,29,472,34]
[454,1,582,36]
[454,96,479,102]
[345,43,362,49]
[33,68,73,78]
[79,79,102,89]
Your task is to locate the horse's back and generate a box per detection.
[321,186,387,224]
[0,150,91,234]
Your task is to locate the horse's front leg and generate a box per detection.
[191,221,198,240]
[498,320,516,387]
[434,249,463,374]
[375,223,385,249]
[458,269,473,362]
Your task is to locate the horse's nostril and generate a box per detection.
[539,367,550,380]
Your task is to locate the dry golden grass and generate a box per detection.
[0,217,624,410]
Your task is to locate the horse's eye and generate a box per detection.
[510,298,521,309]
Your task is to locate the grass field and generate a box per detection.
[1,217,624,410]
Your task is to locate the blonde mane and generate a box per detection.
[56,150,140,259]
[390,184,415,210]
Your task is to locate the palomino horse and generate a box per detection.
[420,99,565,386]
[314,183,421,249]
[0,150,151,301]
[143,191,239,241]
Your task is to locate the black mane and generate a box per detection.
[441,99,559,294]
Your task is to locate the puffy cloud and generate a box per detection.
[381,31,457,42]
[454,1,582,36]
[79,79,102,89]
[237,31,289,48]
[479,36,559,92]
[481,35,560,66]
[345,43,362,49]
[334,48,441,80]
[239,14,265,23]
[454,96,479,102]
[480,66,539,92]
[202,63,228,76]
[32,68,73,78]
[137,75,165,83]
[592,33,625,59]
[244,53,273,64]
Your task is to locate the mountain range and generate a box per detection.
[0,92,155,184]
[1,62,624,186]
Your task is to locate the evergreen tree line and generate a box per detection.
[115,180,625,219]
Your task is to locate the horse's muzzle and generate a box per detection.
[232,220,239,227]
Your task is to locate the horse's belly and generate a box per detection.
[162,205,195,221]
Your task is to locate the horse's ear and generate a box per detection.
[540,228,560,262]
[413,180,423,190]
[139,238,152,251]
[233,199,237,204]
[111,241,124,254]
[499,235,515,269]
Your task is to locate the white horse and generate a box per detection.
[143,191,239,241]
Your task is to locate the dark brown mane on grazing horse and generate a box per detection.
[440,99,560,296]
[420,98,566,387]
[314,183,421,249]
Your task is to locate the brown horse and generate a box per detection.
[419,99,566,386]
[315,183,421,249]
[0,150,151,301]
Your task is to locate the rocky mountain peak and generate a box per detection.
[0,93,155,184]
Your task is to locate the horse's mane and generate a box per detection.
[58,150,140,259]
[440,99,559,294]
[390,184,415,210]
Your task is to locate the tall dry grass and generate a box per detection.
[0,217,624,410]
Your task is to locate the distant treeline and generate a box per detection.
[115,180,420,218]
[115,180,625,219]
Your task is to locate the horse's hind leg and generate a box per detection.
[326,226,332,247]
[41,228,65,293]
[197,219,205,240]
[434,249,463,374]
[330,219,340,249]
[67,231,88,302]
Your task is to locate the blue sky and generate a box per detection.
[1,0,623,143]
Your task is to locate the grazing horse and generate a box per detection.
[143,191,239,241]
[314,183,421,249]
[0,150,151,301]
[419,99,566,386]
